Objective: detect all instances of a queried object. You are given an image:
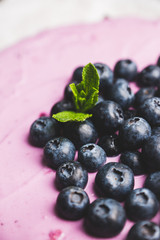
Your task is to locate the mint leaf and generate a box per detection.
[52,111,92,122]
[82,63,99,95]
[69,63,99,112]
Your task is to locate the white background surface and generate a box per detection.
[0,0,160,50]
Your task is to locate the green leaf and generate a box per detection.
[52,111,92,122]
[82,63,99,95]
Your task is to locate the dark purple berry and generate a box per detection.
[85,198,126,238]
[95,162,134,202]
[125,188,159,222]
[29,117,60,147]
[78,143,106,172]
[114,59,137,82]
[44,137,76,169]
[56,161,88,190]
[56,186,89,220]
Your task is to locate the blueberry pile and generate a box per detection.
[29,58,160,239]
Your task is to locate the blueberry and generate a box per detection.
[125,188,159,222]
[84,198,126,238]
[56,161,88,190]
[120,151,145,175]
[56,186,89,220]
[144,171,160,200]
[44,137,76,169]
[127,221,160,240]
[138,97,160,127]
[71,66,83,84]
[92,100,124,135]
[64,84,73,102]
[137,65,160,86]
[78,143,106,172]
[124,109,137,120]
[109,79,135,109]
[114,59,137,82]
[50,99,74,116]
[95,162,134,201]
[63,120,98,150]
[135,87,156,107]
[119,117,151,150]
[94,63,113,97]
[142,134,160,172]
[98,133,121,157]
[29,117,60,147]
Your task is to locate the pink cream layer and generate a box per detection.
[0,18,160,240]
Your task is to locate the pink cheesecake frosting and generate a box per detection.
[0,18,160,240]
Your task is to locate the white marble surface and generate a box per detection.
[0,0,160,50]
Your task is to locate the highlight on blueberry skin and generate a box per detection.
[127,221,160,240]
[44,137,76,169]
[84,198,126,238]
[125,188,159,222]
[55,161,88,190]
[29,117,60,147]
[56,186,89,220]
[95,162,134,202]
[78,143,106,172]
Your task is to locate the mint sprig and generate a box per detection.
[52,63,99,122]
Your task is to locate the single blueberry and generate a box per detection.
[135,87,156,107]
[138,97,160,127]
[110,79,135,109]
[119,117,151,150]
[127,221,160,240]
[124,109,137,120]
[114,59,137,82]
[120,151,145,175]
[92,100,124,135]
[44,137,76,169]
[125,188,159,222]
[144,171,160,200]
[137,65,160,86]
[50,99,74,116]
[78,143,106,172]
[56,186,89,220]
[98,133,121,157]
[84,198,126,238]
[95,162,134,202]
[29,117,60,147]
[94,63,113,97]
[63,120,98,150]
[56,161,88,190]
[142,134,160,172]
[71,66,83,84]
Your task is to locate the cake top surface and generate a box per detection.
[0,18,160,240]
